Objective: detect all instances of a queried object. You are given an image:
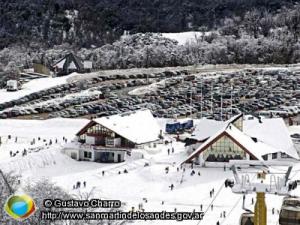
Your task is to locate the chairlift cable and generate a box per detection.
[197,182,225,225]
[220,173,256,225]
[220,195,242,225]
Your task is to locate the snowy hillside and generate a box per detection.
[0,118,299,224]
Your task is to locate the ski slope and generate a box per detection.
[0,118,299,225]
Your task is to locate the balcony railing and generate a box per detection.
[66,142,131,152]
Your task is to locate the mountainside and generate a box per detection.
[1,0,300,48]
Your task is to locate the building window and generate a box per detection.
[84,151,92,158]
[272,153,277,159]
[203,135,246,162]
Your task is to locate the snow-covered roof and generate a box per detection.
[244,117,299,159]
[55,59,66,69]
[182,124,294,164]
[190,118,226,141]
[189,114,242,141]
[68,61,77,69]
[93,109,161,144]
[52,53,84,71]
[226,125,281,161]
[182,116,299,164]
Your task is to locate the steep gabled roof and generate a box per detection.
[76,120,97,136]
[181,124,293,164]
[76,109,161,145]
[188,113,243,142]
[190,118,226,142]
[52,53,84,71]
[243,117,299,159]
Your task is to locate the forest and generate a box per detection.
[1,0,300,72]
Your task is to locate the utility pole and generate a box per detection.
[211,82,213,115]
[200,79,203,118]
[230,84,233,117]
[190,86,193,118]
[220,84,223,121]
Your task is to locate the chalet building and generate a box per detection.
[63,109,161,163]
[52,53,93,76]
[182,114,299,167]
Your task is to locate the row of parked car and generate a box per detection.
[1,67,300,121]
[0,69,190,119]
[0,69,187,114]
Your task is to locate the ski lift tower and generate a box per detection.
[224,160,298,225]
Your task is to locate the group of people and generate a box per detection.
[7,135,68,158]
[73,181,87,189]
[167,147,175,155]
[190,170,201,176]
[118,169,128,174]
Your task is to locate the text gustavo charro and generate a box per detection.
[43,199,121,209]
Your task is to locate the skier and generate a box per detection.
[165,167,169,174]
[170,184,174,191]
[167,149,170,155]
[102,171,105,176]
[83,181,86,188]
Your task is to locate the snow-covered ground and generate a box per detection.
[0,118,299,225]
[161,32,211,45]
[0,73,78,104]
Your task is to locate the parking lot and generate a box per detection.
[0,67,300,122]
